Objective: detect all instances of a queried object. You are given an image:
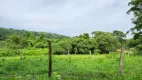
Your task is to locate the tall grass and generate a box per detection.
[0,48,48,57]
[0,54,142,80]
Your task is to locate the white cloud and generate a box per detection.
[0,0,134,37]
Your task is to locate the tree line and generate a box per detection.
[4,29,129,55]
[0,0,142,55]
[52,31,127,54]
[0,27,69,41]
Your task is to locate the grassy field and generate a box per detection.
[0,54,142,80]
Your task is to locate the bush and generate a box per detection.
[0,49,18,57]
[23,48,47,56]
[0,48,48,57]
[34,42,47,48]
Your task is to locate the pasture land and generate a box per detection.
[0,54,142,80]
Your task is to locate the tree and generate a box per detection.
[79,33,90,39]
[92,31,120,54]
[52,39,72,54]
[35,33,47,48]
[127,0,142,32]
[7,34,28,49]
[127,0,142,54]
[70,37,92,54]
[28,32,36,47]
[0,27,69,41]
[59,39,72,54]
[113,30,126,49]
[112,30,126,74]
[7,34,28,59]
[113,30,126,40]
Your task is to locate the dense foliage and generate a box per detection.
[0,27,140,55]
[52,31,122,54]
[128,0,142,54]
[0,27,126,56]
[0,55,142,80]
[0,27,69,40]
[0,1,142,80]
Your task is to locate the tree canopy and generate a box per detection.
[128,0,142,54]
[0,27,69,41]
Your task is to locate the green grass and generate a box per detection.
[0,54,142,80]
[0,48,48,57]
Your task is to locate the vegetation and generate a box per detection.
[0,0,142,79]
[0,54,142,80]
[127,0,142,54]
[0,27,69,41]
[0,27,125,55]
[52,31,123,55]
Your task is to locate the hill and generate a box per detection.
[0,27,69,40]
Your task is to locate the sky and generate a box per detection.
[0,0,134,37]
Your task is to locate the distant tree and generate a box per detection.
[92,31,120,54]
[70,37,97,54]
[7,34,28,49]
[35,33,47,48]
[113,30,126,51]
[0,27,69,41]
[28,32,36,47]
[113,30,126,39]
[79,33,90,39]
[112,30,126,74]
[7,34,28,59]
[52,42,64,55]
[59,39,72,54]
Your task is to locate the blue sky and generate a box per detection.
[0,0,134,37]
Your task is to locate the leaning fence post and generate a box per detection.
[118,45,124,74]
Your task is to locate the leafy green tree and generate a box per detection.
[35,33,47,48]
[7,34,28,49]
[92,31,120,54]
[7,34,28,59]
[127,0,142,54]
[79,33,90,39]
[52,42,65,55]
[59,39,72,54]
[127,0,142,32]
[113,31,126,74]
[70,36,97,54]
[28,32,36,47]
[113,30,126,40]
[113,30,126,47]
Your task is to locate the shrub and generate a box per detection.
[0,49,18,57]
[0,48,48,57]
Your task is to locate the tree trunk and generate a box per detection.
[48,41,52,77]
[118,45,124,74]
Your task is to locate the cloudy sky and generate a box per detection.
[0,0,134,37]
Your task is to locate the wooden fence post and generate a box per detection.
[118,45,124,74]
[48,41,52,77]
